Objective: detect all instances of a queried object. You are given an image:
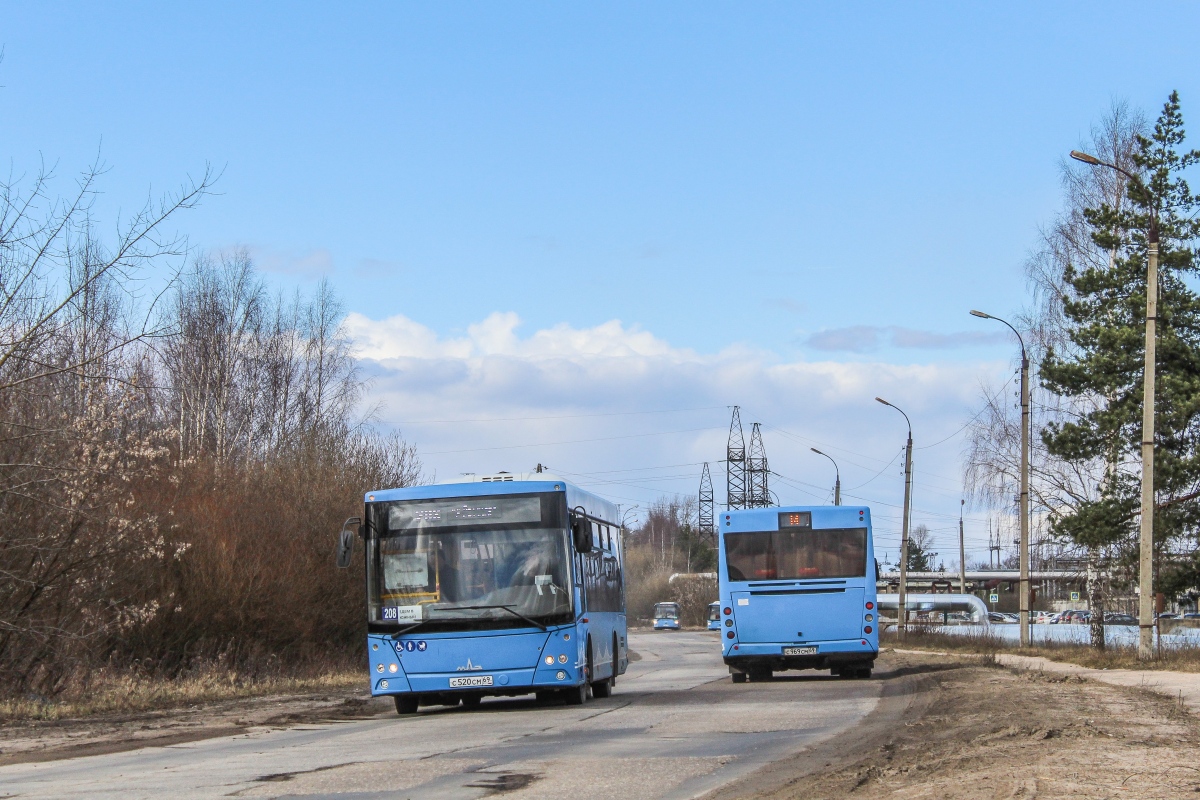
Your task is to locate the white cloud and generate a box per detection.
[806,325,1008,352]
[345,311,690,361]
[348,310,1009,564]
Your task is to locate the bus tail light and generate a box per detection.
[864,626,873,634]
[723,607,731,615]
[726,631,735,639]
[865,602,874,610]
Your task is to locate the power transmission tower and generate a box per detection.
[988,519,1002,569]
[726,406,747,509]
[698,462,715,545]
[747,422,770,507]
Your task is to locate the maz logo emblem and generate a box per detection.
[456,658,483,672]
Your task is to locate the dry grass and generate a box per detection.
[886,626,1200,672]
[0,664,362,722]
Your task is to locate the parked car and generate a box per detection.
[1103,612,1138,625]
[987,612,1011,624]
[1032,611,1056,624]
[1057,609,1090,624]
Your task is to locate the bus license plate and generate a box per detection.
[783,646,818,656]
[449,675,493,688]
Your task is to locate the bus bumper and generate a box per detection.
[722,639,877,673]
[366,632,585,698]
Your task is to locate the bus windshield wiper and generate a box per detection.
[450,604,548,632]
[391,618,432,639]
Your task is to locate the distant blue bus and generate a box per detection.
[717,506,878,681]
[707,601,721,631]
[336,475,628,713]
[653,602,681,630]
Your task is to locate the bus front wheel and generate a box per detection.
[394,695,419,715]
[461,694,483,709]
[748,669,772,682]
[562,683,588,705]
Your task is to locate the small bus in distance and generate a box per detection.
[718,505,877,681]
[707,601,721,631]
[653,602,681,630]
[335,474,628,713]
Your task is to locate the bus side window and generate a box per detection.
[604,525,612,552]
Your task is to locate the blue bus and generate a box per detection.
[652,602,681,630]
[717,505,878,681]
[707,601,721,631]
[335,474,628,713]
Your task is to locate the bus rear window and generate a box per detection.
[724,528,867,581]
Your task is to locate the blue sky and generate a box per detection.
[4,3,1198,562]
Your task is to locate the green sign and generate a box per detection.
[1070,591,1080,602]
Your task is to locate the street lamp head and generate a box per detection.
[1070,150,1102,166]
[875,397,890,407]
[810,447,824,456]
[969,309,991,319]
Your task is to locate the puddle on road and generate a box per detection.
[465,771,542,794]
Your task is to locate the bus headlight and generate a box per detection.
[380,679,389,689]
[558,654,568,663]
[377,664,384,673]
[545,656,555,665]
[389,663,399,673]
[556,670,566,680]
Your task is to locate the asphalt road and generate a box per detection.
[0,631,884,799]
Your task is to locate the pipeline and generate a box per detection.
[875,593,989,624]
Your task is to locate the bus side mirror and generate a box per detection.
[572,514,593,554]
[335,516,362,568]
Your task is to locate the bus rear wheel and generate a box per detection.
[731,672,747,684]
[394,695,419,715]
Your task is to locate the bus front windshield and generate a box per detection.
[368,494,573,629]
[707,603,721,622]
[654,603,680,619]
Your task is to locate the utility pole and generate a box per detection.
[747,423,770,507]
[726,407,747,510]
[698,463,715,546]
[1139,237,1159,658]
[971,309,1031,647]
[958,499,966,594]
[876,397,913,635]
[1070,149,1159,660]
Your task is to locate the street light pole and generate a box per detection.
[1070,150,1158,660]
[876,397,913,635]
[971,309,1031,647]
[958,499,967,595]
[810,448,841,505]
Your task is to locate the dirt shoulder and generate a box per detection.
[726,649,1200,799]
[0,685,396,767]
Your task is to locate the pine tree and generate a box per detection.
[1040,92,1200,594]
